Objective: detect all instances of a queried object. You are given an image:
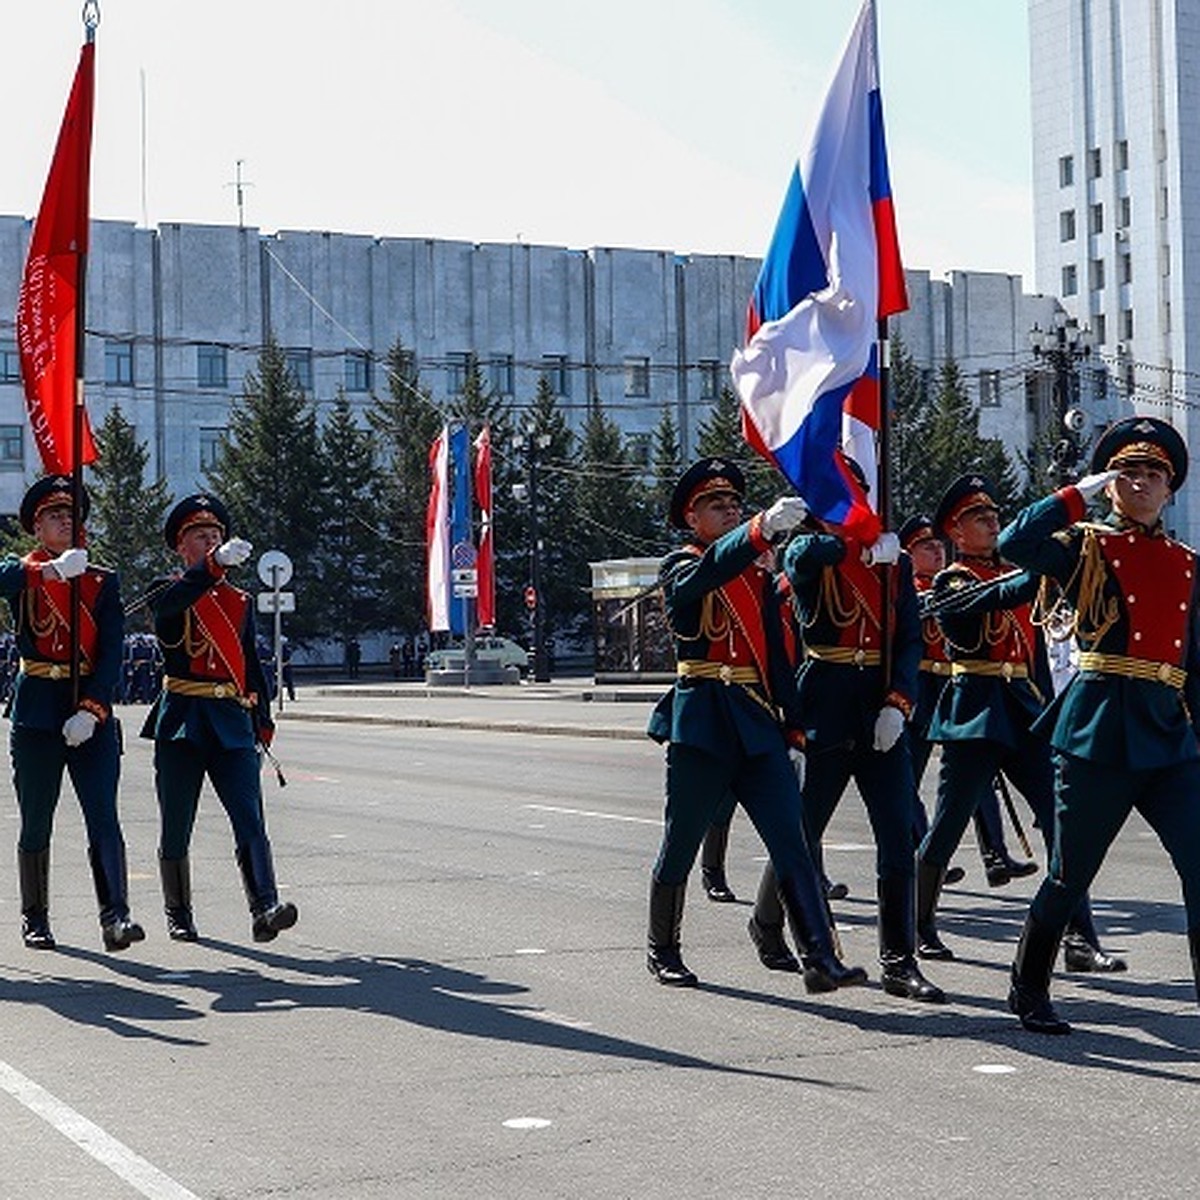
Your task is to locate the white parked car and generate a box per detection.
[425,635,532,676]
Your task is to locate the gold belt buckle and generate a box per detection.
[1157,663,1173,684]
[718,664,733,685]
[1001,662,1014,680]
[49,664,65,680]
[213,683,229,698]
[853,649,866,667]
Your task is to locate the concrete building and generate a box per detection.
[1030,0,1200,538]
[1,214,1064,523]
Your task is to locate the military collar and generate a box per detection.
[1105,511,1166,538]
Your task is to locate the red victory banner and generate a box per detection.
[16,38,99,475]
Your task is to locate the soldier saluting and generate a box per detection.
[646,458,866,993]
[1002,416,1200,1034]
[0,476,144,951]
[142,494,298,944]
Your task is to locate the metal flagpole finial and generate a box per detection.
[83,0,100,37]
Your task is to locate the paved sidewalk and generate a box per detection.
[275,678,665,740]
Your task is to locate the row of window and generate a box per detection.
[1061,252,1134,297]
[1059,196,1132,241]
[1059,139,1129,187]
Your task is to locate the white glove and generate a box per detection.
[872,705,906,754]
[863,532,901,567]
[45,547,88,581]
[1074,469,1119,501]
[761,497,808,539]
[214,537,253,567]
[788,745,806,792]
[62,710,98,747]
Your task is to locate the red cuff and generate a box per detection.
[786,728,807,750]
[1057,486,1087,523]
[78,696,109,724]
[748,512,772,552]
[204,548,227,579]
[884,690,913,721]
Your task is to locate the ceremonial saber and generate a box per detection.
[993,772,1033,860]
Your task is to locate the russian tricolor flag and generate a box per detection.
[731,0,907,545]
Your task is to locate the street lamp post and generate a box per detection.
[513,424,552,683]
[1030,312,1095,486]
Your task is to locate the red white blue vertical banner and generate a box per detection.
[426,426,451,633]
[731,0,907,544]
[448,424,470,636]
[473,426,496,630]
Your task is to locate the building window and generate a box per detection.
[978,370,1001,408]
[0,424,23,469]
[1093,313,1106,344]
[0,342,20,383]
[1092,367,1108,401]
[1120,309,1134,340]
[104,339,134,386]
[446,351,470,395]
[199,427,225,470]
[698,359,721,400]
[624,356,650,398]
[627,432,651,466]
[1089,203,1104,236]
[1115,139,1129,170]
[344,349,371,393]
[197,344,228,389]
[1120,254,1133,285]
[1089,258,1105,291]
[1059,210,1076,242]
[1059,155,1074,187]
[1119,196,1131,228]
[488,354,514,397]
[1062,264,1078,296]
[285,347,313,392]
[541,354,568,397]
[1088,148,1102,179]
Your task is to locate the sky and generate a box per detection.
[1,1,1034,282]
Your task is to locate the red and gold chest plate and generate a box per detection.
[957,558,1035,669]
[184,582,249,691]
[1093,526,1195,664]
[22,550,103,665]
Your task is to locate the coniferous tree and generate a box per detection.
[889,333,933,523]
[694,385,783,512]
[507,376,589,645]
[86,405,174,628]
[367,340,443,635]
[575,398,653,566]
[204,336,325,637]
[316,391,381,642]
[647,405,682,553]
[913,357,1022,521]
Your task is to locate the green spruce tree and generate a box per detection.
[204,336,325,638]
[647,405,682,553]
[316,391,381,642]
[86,405,174,627]
[694,385,783,512]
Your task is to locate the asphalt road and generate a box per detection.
[1,697,1198,1199]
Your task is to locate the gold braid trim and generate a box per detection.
[699,591,732,643]
[813,566,875,632]
[1031,525,1119,648]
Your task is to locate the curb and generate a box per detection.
[279,709,645,741]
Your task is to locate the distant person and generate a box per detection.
[389,641,401,680]
[402,639,415,679]
[346,636,361,680]
[281,636,296,701]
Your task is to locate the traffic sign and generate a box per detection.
[257,591,296,613]
[524,585,537,610]
[451,541,477,569]
[257,549,294,588]
[452,568,478,585]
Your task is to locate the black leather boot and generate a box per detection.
[916,859,954,960]
[647,880,698,986]
[974,810,1037,887]
[700,822,736,902]
[159,854,199,941]
[1062,900,1127,973]
[18,847,55,950]
[1009,914,1071,1034]
[747,914,800,972]
[777,869,868,993]
[236,841,298,943]
[89,842,146,952]
[878,876,945,1002]
[1189,928,1200,1007]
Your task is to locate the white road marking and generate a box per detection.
[973,1064,1017,1075]
[514,947,546,955]
[0,1060,202,1199]
[523,803,660,826]
[503,1117,553,1130]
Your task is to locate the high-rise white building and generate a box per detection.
[1030,0,1200,538]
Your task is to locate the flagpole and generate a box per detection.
[878,315,894,697]
[70,4,100,706]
